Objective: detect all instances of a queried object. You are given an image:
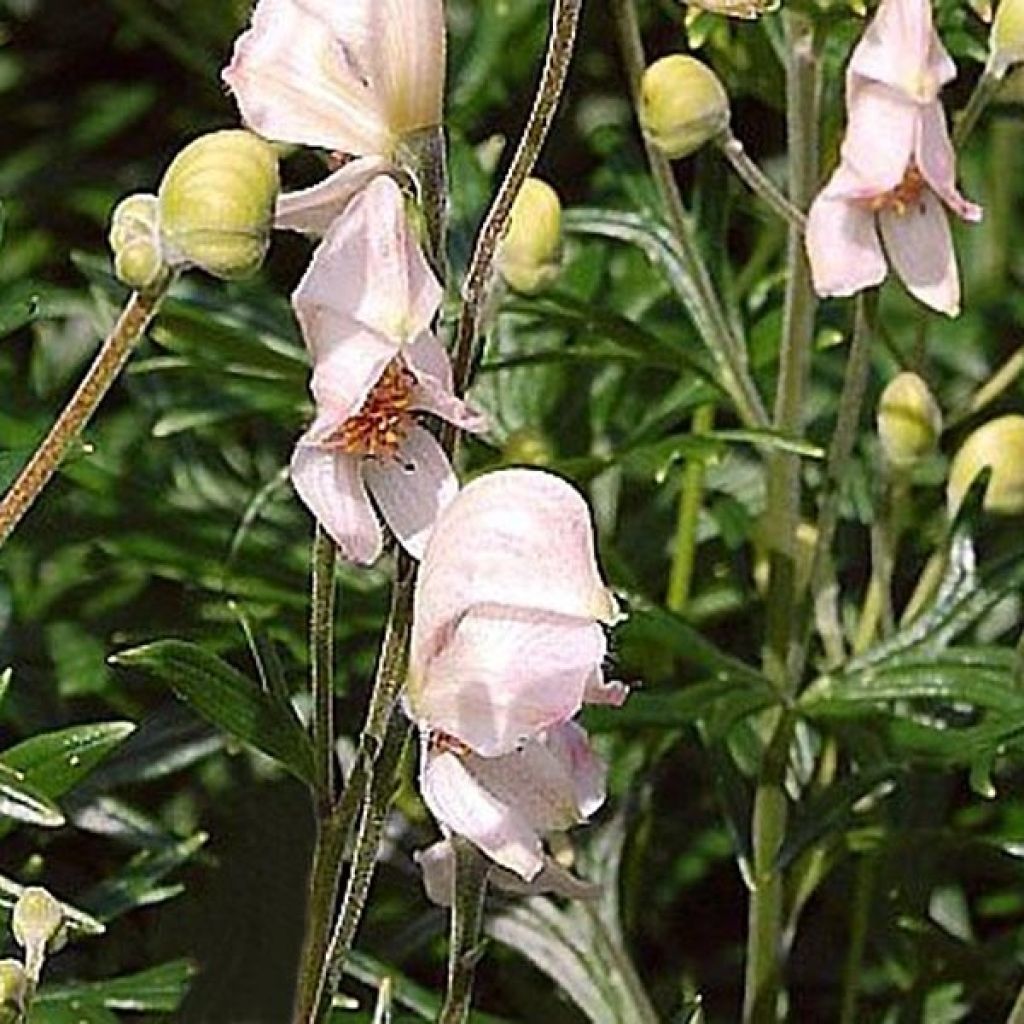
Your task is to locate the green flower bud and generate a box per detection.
[992,0,1024,76]
[497,178,563,295]
[158,130,280,281]
[877,372,942,470]
[12,887,64,982]
[0,960,27,1024]
[108,193,168,293]
[948,415,1024,515]
[639,55,730,160]
[502,427,554,467]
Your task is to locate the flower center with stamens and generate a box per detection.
[869,164,926,216]
[331,360,416,457]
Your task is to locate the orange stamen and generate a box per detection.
[330,360,416,458]
[868,164,926,216]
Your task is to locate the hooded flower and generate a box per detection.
[407,469,627,758]
[417,722,608,900]
[407,469,629,890]
[290,176,483,564]
[805,0,981,316]
[222,0,445,232]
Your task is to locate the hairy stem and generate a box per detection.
[311,526,338,812]
[0,284,169,549]
[447,0,584,409]
[718,133,808,233]
[746,13,821,1024]
[667,404,714,613]
[438,840,490,1024]
[611,0,769,431]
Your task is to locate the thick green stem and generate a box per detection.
[0,284,169,549]
[746,13,821,1024]
[438,840,490,1024]
[838,854,877,1024]
[954,67,1003,148]
[310,527,338,812]
[667,405,715,613]
[610,0,769,431]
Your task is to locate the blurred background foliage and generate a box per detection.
[2,0,1024,1021]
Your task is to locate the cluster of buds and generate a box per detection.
[0,887,66,1021]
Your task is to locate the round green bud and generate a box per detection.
[109,193,168,293]
[992,0,1024,76]
[497,178,564,295]
[0,960,26,1024]
[948,415,1024,516]
[12,887,63,954]
[639,55,730,160]
[502,428,554,467]
[158,130,280,281]
[877,372,942,470]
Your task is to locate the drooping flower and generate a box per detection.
[289,176,483,564]
[417,722,607,900]
[407,469,629,891]
[805,0,981,316]
[222,0,445,232]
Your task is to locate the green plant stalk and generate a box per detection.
[667,405,715,613]
[948,343,1024,429]
[954,67,1002,148]
[838,851,877,1024]
[447,0,584,413]
[0,284,170,550]
[718,133,808,233]
[746,12,821,1024]
[311,526,338,812]
[610,0,769,431]
[1007,975,1024,1024]
[438,839,490,1024]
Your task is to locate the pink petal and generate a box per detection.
[848,0,955,101]
[878,189,961,316]
[835,80,917,196]
[292,177,442,347]
[363,425,457,560]
[307,321,397,420]
[413,471,620,671]
[584,671,630,708]
[915,101,983,223]
[222,0,391,156]
[409,604,607,756]
[420,748,545,880]
[415,840,456,906]
[405,333,488,433]
[805,191,887,299]
[275,157,393,236]
[542,722,608,820]
[290,438,383,564]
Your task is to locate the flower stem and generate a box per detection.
[746,13,821,1024]
[0,284,169,549]
[311,526,338,813]
[954,67,1002,148]
[666,404,714,614]
[611,0,769,432]
[948,343,1024,429]
[438,839,490,1024]
[448,0,583,405]
[838,853,877,1024]
[1007,977,1024,1024]
[718,133,808,233]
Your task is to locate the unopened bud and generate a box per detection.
[12,887,64,982]
[158,130,279,280]
[877,372,942,469]
[948,415,1024,515]
[108,193,168,293]
[502,428,554,467]
[497,178,563,295]
[639,56,730,160]
[0,961,27,1024]
[992,0,1024,76]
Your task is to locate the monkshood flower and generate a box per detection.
[406,468,628,889]
[223,0,444,234]
[805,0,981,316]
[290,177,483,564]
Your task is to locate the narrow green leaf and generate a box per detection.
[36,959,195,1014]
[0,875,104,937]
[0,761,65,827]
[112,641,314,785]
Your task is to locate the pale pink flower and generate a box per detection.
[805,0,981,316]
[222,0,445,233]
[417,723,608,898]
[290,177,483,564]
[407,469,627,758]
